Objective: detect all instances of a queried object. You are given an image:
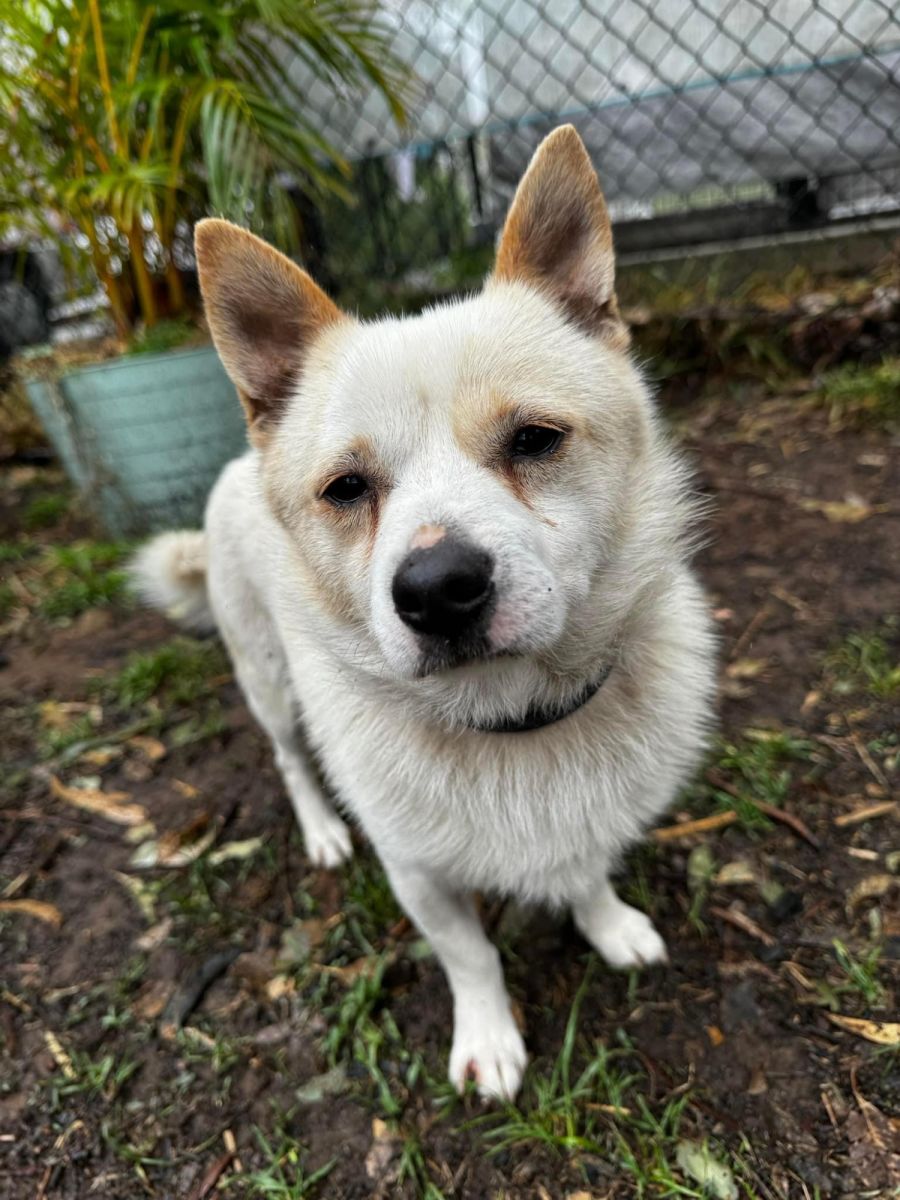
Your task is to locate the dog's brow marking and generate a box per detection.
[410,524,446,550]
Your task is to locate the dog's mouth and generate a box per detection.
[413,635,513,678]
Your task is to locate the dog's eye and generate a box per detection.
[323,474,369,505]
[509,425,564,459]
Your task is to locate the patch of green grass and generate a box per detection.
[106,635,229,709]
[323,954,391,1066]
[830,940,886,1010]
[39,541,131,619]
[227,1129,335,1198]
[827,627,900,698]
[396,1131,448,1200]
[478,975,721,1194]
[45,1047,141,1109]
[23,491,69,530]
[0,539,36,564]
[343,852,402,943]
[699,729,814,832]
[125,316,198,357]
[818,357,900,430]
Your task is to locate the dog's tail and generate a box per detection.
[130,531,216,633]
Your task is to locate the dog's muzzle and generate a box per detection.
[392,537,494,653]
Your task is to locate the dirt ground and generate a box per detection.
[1,378,898,1199]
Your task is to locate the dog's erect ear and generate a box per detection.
[491,125,627,348]
[195,219,345,440]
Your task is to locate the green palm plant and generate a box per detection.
[0,0,407,334]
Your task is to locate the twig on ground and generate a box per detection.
[756,802,820,849]
[834,801,897,827]
[728,601,773,662]
[710,904,776,947]
[187,1151,234,1200]
[651,811,738,841]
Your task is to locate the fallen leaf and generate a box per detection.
[180,1025,216,1049]
[0,899,62,928]
[688,843,716,894]
[131,979,174,1021]
[826,1014,899,1046]
[39,700,100,730]
[365,1117,400,1182]
[295,1065,350,1104]
[130,819,217,869]
[725,657,768,679]
[265,975,295,1002]
[79,746,122,767]
[278,917,327,967]
[128,735,167,761]
[799,496,880,523]
[134,916,173,952]
[49,774,146,826]
[44,1030,76,1079]
[705,1024,725,1047]
[847,874,896,913]
[124,821,156,844]
[715,860,758,887]
[208,837,265,866]
[675,1140,738,1200]
[173,779,200,799]
[113,872,156,922]
[318,956,380,987]
[747,1066,768,1095]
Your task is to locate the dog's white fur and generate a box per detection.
[132,127,715,1100]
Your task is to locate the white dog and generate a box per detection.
[133,126,715,1100]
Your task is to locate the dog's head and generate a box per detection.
[197,127,685,724]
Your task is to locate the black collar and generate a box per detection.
[470,664,613,734]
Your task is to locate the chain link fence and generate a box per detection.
[287,0,900,296]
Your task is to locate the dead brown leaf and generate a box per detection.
[43,1030,75,1078]
[725,657,768,680]
[0,899,62,928]
[128,734,167,761]
[847,874,896,913]
[78,746,122,767]
[49,774,146,826]
[130,814,217,868]
[827,1013,900,1046]
[365,1117,400,1184]
[319,956,382,987]
[799,496,883,523]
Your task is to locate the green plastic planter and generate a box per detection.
[25,345,247,537]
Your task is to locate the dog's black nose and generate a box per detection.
[392,539,494,638]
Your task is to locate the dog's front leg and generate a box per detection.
[572,875,668,969]
[386,863,526,1100]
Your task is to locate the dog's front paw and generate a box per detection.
[450,1005,527,1101]
[581,902,668,970]
[303,810,353,868]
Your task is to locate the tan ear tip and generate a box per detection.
[194,217,249,261]
[544,123,583,149]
